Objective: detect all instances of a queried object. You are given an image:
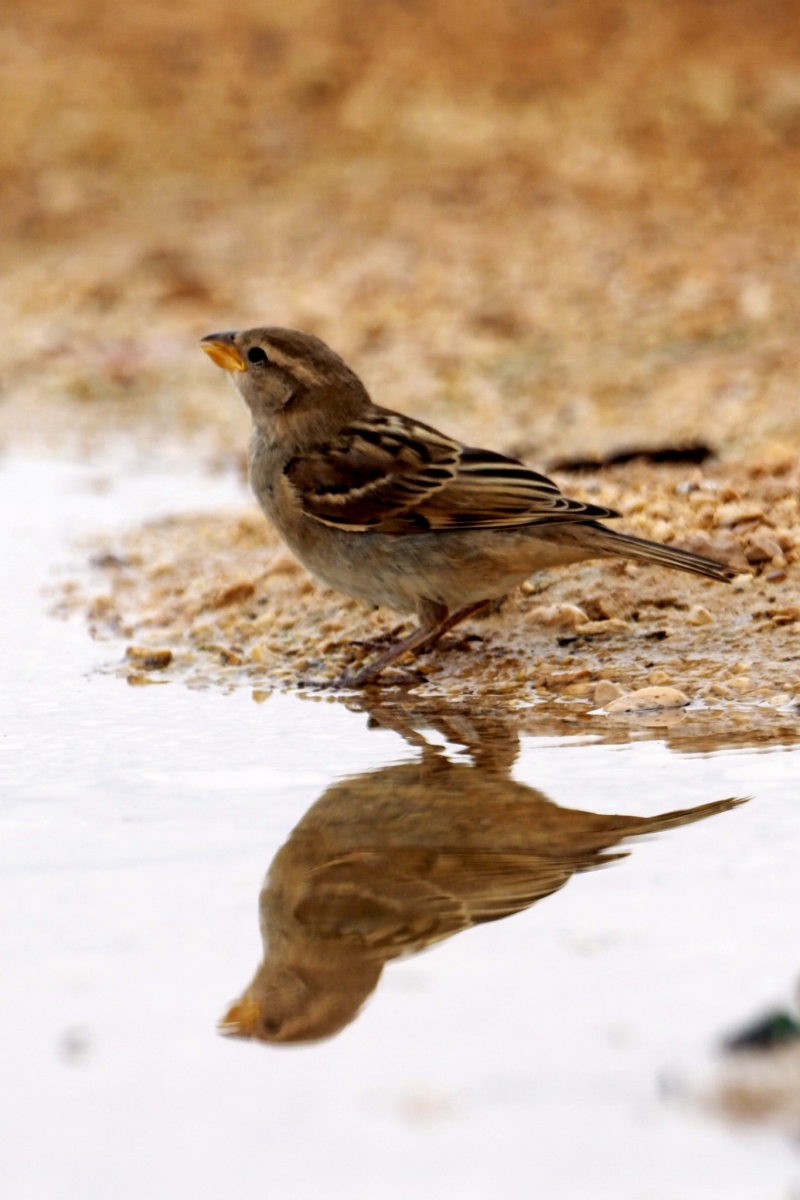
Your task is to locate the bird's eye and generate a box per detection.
[263,1016,282,1035]
[247,347,269,365]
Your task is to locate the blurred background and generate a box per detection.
[2,0,800,466]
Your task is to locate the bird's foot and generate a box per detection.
[328,663,425,689]
[416,631,484,656]
[348,624,410,653]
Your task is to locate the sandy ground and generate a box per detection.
[5,1,800,471]
[51,454,800,751]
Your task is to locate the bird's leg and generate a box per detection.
[414,601,490,655]
[341,600,448,687]
[349,623,409,651]
[342,600,488,688]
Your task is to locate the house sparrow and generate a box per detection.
[219,704,743,1045]
[201,327,736,685]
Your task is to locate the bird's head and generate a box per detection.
[200,327,369,439]
[218,958,382,1046]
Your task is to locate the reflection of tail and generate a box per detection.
[559,796,746,875]
[623,795,747,837]
[583,524,738,582]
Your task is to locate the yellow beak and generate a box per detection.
[200,333,246,372]
[218,995,261,1037]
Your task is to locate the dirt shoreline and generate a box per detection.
[50,454,800,750]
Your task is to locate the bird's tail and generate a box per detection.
[581,524,740,582]
[626,795,748,836]
[570,797,747,874]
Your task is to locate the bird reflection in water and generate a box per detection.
[220,701,741,1046]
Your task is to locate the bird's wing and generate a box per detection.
[294,853,469,954]
[283,410,618,533]
[292,848,591,956]
[419,851,568,921]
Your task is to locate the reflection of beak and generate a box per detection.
[218,995,261,1037]
[200,332,246,372]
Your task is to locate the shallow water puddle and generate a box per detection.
[3,457,800,1199]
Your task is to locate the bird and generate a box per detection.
[201,327,736,685]
[218,701,743,1045]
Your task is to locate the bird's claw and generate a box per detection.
[328,665,425,689]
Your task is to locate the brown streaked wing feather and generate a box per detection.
[284,412,460,531]
[285,413,619,533]
[294,853,469,952]
[294,847,599,954]
[423,847,626,924]
[387,446,619,532]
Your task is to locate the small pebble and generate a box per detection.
[575,618,631,636]
[648,669,672,685]
[715,502,764,528]
[594,679,626,705]
[528,603,589,629]
[771,607,800,626]
[744,531,785,566]
[732,574,754,591]
[604,686,690,713]
[209,581,256,608]
[687,604,714,626]
[264,549,304,576]
[641,593,679,608]
[545,667,593,688]
[763,692,790,707]
[563,681,593,697]
[125,646,173,670]
[727,675,756,693]
[219,649,243,665]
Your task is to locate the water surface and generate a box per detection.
[2,457,799,1200]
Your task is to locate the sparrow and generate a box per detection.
[219,703,743,1045]
[201,327,736,685]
